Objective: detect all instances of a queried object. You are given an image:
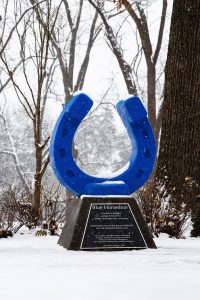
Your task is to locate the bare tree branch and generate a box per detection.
[1,56,34,119]
[74,9,99,91]
[41,155,50,178]
[68,0,84,90]
[0,0,46,58]
[153,0,168,65]
[88,0,137,95]
[0,57,30,94]
[63,0,73,30]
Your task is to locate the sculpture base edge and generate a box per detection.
[58,196,156,251]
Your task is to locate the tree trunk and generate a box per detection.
[33,146,42,224]
[33,103,43,224]
[147,62,156,130]
[156,0,200,235]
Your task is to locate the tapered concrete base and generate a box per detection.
[58,196,156,251]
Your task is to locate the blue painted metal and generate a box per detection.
[50,93,156,196]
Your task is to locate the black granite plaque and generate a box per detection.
[58,197,156,250]
[81,203,146,249]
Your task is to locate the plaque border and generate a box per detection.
[80,203,147,250]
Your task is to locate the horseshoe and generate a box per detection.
[50,93,156,196]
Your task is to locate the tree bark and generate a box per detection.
[147,62,156,130]
[33,137,43,223]
[156,0,200,235]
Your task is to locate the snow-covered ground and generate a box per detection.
[1,232,200,300]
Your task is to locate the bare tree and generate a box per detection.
[88,0,168,140]
[0,0,103,223]
[0,0,34,96]
[0,0,59,222]
[29,0,100,104]
[89,0,137,96]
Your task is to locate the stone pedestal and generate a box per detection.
[58,196,156,250]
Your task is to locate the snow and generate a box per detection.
[100,180,125,184]
[97,162,130,178]
[73,90,87,97]
[1,233,200,300]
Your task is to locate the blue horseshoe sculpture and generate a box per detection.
[50,93,156,196]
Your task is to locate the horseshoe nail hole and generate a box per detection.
[143,130,148,139]
[62,129,68,137]
[136,169,144,178]
[144,148,151,158]
[66,169,75,178]
[59,149,65,158]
